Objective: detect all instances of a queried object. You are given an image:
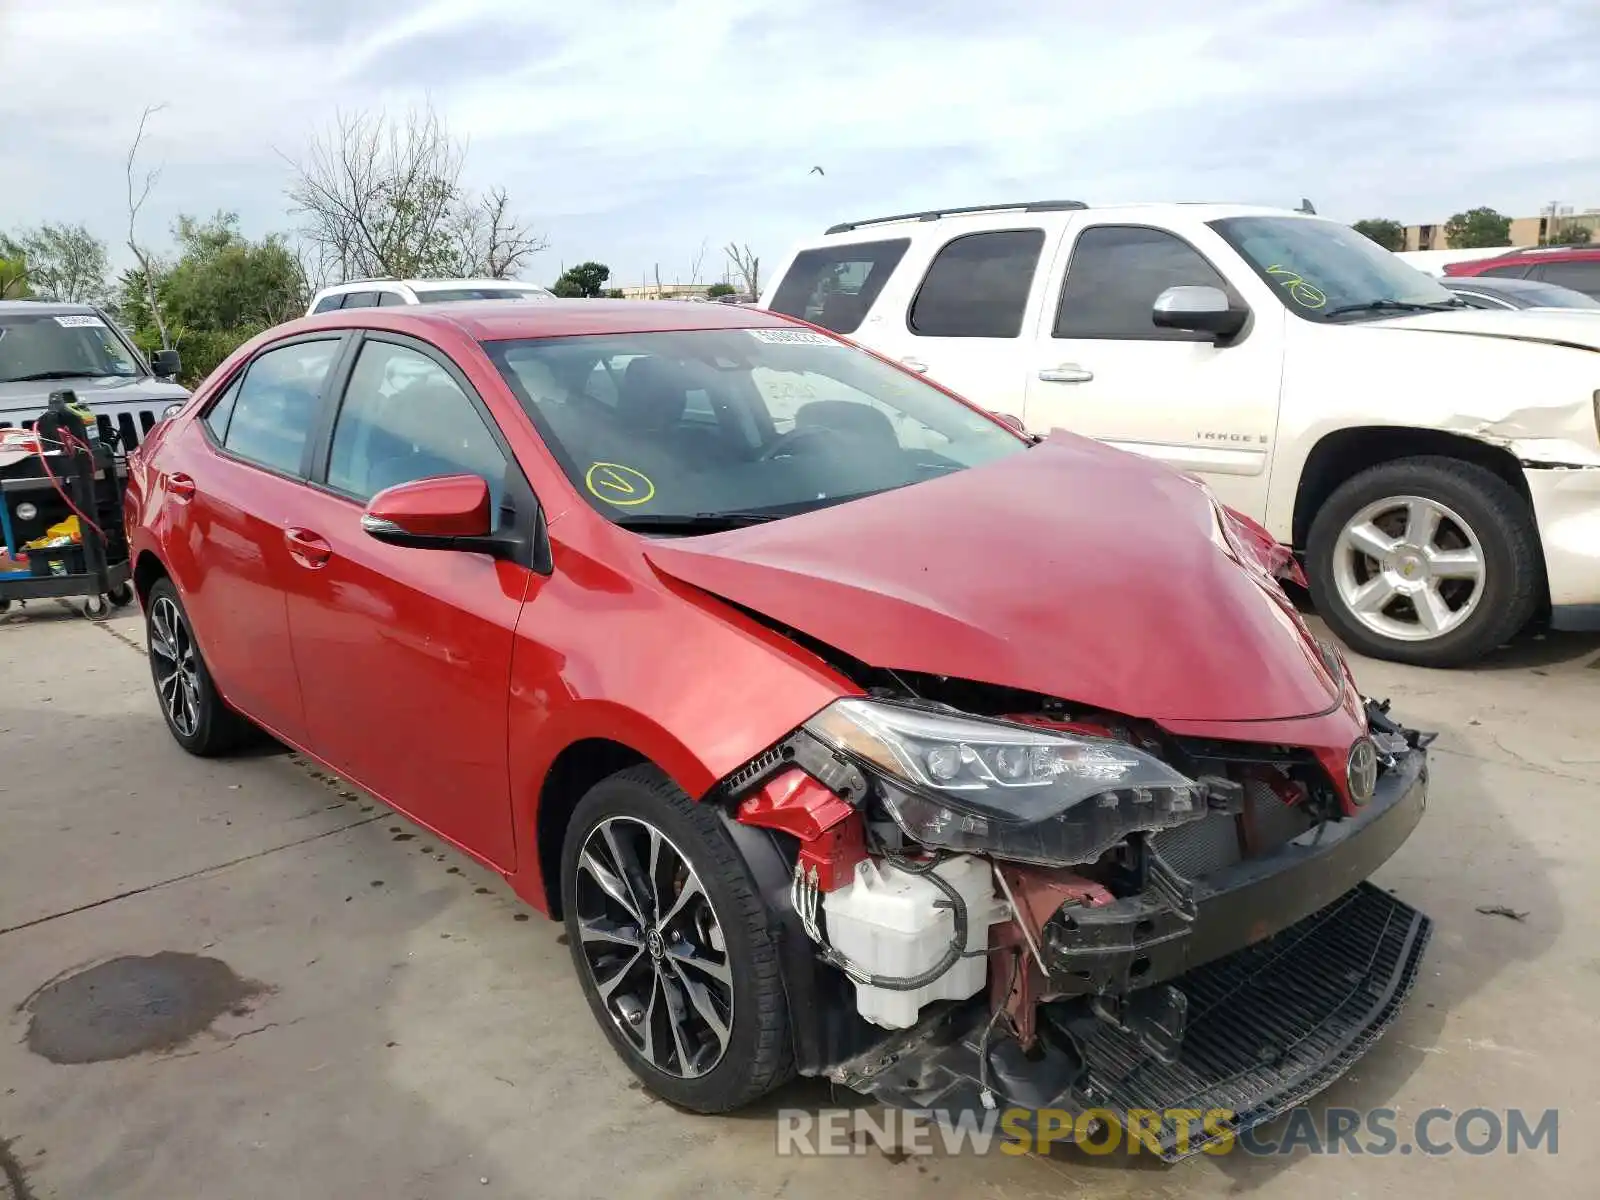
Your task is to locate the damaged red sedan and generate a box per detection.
[125,300,1430,1159]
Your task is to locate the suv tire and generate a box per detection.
[1307,456,1540,667]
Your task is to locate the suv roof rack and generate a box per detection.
[825,199,1088,235]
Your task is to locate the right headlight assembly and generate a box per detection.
[803,698,1206,867]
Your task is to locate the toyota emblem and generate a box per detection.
[1347,738,1378,805]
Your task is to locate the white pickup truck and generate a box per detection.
[761,201,1600,666]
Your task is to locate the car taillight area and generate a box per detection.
[723,683,1431,1160]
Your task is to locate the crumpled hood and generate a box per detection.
[0,374,188,419]
[643,436,1341,723]
[1374,308,1600,351]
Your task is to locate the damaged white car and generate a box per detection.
[763,203,1600,665]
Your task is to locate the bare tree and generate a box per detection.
[687,239,708,285]
[284,103,545,281]
[126,104,171,349]
[453,187,548,278]
[725,243,760,298]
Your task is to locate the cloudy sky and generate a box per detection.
[4,0,1598,289]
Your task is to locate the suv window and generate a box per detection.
[312,295,344,314]
[326,341,510,524]
[1055,226,1229,340]
[1529,261,1600,298]
[768,239,910,334]
[910,229,1046,338]
[378,291,409,307]
[220,340,340,474]
[1478,262,1531,279]
[338,291,381,310]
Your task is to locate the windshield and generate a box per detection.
[415,287,551,303]
[1210,216,1460,321]
[486,327,1027,527]
[0,311,143,383]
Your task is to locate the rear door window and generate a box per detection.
[219,339,340,475]
[311,294,345,314]
[377,291,409,307]
[767,239,910,334]
[1478,262,1533,279]
[338,291,381,310]
[1528,260,1600,298]
[1054,225,1230,340]
[908,229,1046,338]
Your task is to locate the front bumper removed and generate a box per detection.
[828,882,1432,1161]
[824,742,1432,1162]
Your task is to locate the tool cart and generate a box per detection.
[0,390,133,619]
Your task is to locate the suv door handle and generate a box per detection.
[167,472,196,502]
[900,357,929,374]
[283,527,332,569]
[1038,364,1094,383]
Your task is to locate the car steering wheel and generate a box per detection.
[757,424,847,462]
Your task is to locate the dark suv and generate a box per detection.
[1444,245,1600,299]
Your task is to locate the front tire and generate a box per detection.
[560,765,794,1112]
[145,577,253,755]
[1307,456,1540,667]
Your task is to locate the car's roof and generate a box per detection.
[315,278,550,293]
[1440,276,1553,293]
[291,298,798,342]
[811,201,1312,242]
[1473,246,1600,264]
[0,299,100,315]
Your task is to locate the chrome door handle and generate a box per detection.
[900,357,929,374]
[1038,364,1094,383]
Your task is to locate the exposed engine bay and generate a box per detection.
[719,668,1433,1161]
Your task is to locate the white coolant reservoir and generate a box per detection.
[821,855,1006,1030]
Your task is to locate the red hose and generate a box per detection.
[30,430,106,543]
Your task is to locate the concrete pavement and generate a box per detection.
[2,599,1598,1198]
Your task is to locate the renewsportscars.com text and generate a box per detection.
[775,1105,1559,1158]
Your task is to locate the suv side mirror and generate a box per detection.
[1152,285,1248,340]
[150,348,182,378]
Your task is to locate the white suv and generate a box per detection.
[762,200,1600,666]
[307,278,555,315]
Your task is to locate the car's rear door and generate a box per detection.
[157,334,348,742]
[278,331,537,869]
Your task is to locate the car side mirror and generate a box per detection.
[361,474,498,553]
[150,348,182,378]
[992,411,1026,433]
[1152,285,1248,340]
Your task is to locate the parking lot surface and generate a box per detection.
[2,601,1598,1199]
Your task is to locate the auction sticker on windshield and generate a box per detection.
[585,462,656,506]
[53,314,107,328]
[748,328,834,345]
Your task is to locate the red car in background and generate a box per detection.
[124,300,1431,1158]
[1443,244,1600,300]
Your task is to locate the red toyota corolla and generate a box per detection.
[125,301,1431,1157]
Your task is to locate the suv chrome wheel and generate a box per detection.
[1332,494,1485,643]
[573,815,733,1079]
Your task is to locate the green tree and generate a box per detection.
[1351,218,1404,252]
[705,281,736,298]
[1550,222,1592,246]
[603,288,627,299]
[1444,207,1511,249]
[0,236,30,299]
[17,223,109,303]
[552,262,611,298]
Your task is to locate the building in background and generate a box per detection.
[1403,206,1600,251]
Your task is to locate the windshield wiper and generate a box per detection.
[1,370,101,383]
[613,512,781,533]
[1322,299,1464,319]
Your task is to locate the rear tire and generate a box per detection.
[560,764,794,1112]
[145,577,254,755]
[1306,456,1540,667]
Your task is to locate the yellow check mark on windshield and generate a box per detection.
[585,462,656,506]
